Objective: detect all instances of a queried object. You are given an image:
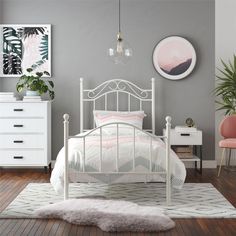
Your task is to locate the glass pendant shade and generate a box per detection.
[108,0,132,64]
[108,32,132,64]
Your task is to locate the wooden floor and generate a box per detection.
[1,168,236,236]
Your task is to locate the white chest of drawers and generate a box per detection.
[0,101,51,169]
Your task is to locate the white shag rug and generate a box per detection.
[35,198,175,232]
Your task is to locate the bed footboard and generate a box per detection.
[63,115,172,205]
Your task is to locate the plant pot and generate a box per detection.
[26,90,39,96]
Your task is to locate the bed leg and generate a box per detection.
[64,114,69,200]
[166,116,171,206]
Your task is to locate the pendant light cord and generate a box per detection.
[118,0,121,33]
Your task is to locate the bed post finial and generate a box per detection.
[165,116,171,124]
[165,115,171,205]
[63,113,69,200]
[151,78,155,134]
[63,114,69,122]
[80,78,84,133]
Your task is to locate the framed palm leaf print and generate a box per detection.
[0,24,51,77]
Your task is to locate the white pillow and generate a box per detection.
[93,110,146,135]
[93,110,146,128]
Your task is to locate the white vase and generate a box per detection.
[26,90,39,96]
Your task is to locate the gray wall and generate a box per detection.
[0,0,215,161]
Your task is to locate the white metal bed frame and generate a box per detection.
[63,78,172,205]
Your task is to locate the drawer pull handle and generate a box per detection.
[13,156,23,159]
[180,133,190,136]
[14,109,23,112]
[13,140,23,143]
[13,125,23,128]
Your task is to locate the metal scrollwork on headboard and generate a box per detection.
[85,79,150,100]
[80,78,156,135]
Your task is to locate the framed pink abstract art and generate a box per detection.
[153,36,196,80]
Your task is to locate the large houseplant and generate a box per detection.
[215,55,236,115]
[16,68,54,99]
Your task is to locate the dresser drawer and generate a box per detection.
[0,150,47,166]
[0,134,45,148]
[0,119,45,133]
[0,103,47,118]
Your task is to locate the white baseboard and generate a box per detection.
[51,160,217,169]
[51,160,56,168]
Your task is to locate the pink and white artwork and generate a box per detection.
[0,24,51,77]
[153,36,196,80]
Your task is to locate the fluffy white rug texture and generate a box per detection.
[35,198,175,232]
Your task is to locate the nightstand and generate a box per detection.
[163,128,203,174]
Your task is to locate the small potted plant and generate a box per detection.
[16,68,54,100]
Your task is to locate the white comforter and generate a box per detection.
[51,130,186,193]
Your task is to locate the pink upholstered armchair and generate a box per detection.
[218,115,236,176]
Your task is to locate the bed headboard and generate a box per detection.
[80,78,156,134]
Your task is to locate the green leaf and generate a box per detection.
[48,81,54,88]
[26,68,33,73]
[49,90,55,100]
[39,35,48,60]
[217,68,233,80]
[17,27,45,39]
[234,54,236,71]
[229,59,234,71]
[221,59,233,76]
[3,53,22,75]
[36,72,43,77]
[31,60,46,70]
[16,84,24,92]
[43,71,50,76]
[2,27,23,75]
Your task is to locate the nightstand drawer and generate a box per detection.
[0,135,45,149]
[0,150,47,166]
[0,103,46,118]
[170,131,202,145]
[164,129,202,145]
[0,119,45,133]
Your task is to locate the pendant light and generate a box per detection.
[108,0,132,64]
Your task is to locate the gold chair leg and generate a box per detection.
[218,148,226,177]
[227,149,232,167]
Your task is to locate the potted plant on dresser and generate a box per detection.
[16,68,54,100]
